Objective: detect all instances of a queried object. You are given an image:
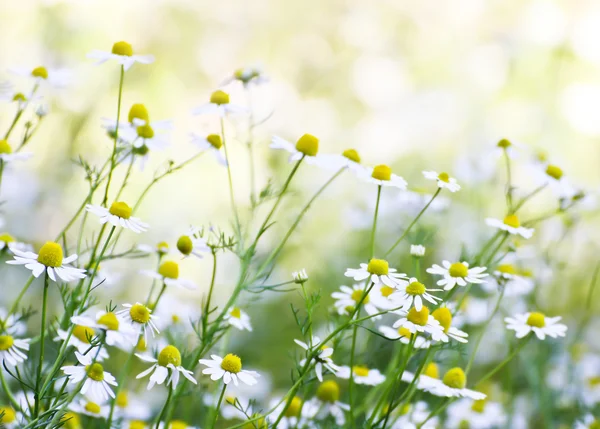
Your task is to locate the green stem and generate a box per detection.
[34,273,49,418]
[348,322,359,427]
[102,65,125,206]
[220,116,241,238]
[370,185,382,258]
[155,384,174,429]
[202,250,219,332]
[475,339,529,387]
[503,148,513,211]
[209,383,227,429]
[7,275,35,317]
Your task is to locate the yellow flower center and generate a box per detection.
[177,236,193,256]
[424,363,439,379]
[545,164,563,180]
[397,327,412,339]
[448,262,468,278]
[221,353,242,373]
[285,396,303,417]
[109,201,132,219]
[588,376,600,387]
[352,365,370,377]
[351,289,369,304]
[471,399,486,413]
[158,261,179,279]
[170,421,188,429]
[0,233,15,243]
[210,90,230,105]
[367,258,389,275]
[86,363,105,381]
[158,345,182,367]
[407,306,430,326]
[116,391,128,408]
[136,124,155,139]
[526,312,546,328]
[432,307,452,333]
[230,307,242,319]
[136,337,147,351]
[380,286,395,297]
[73,325,95,343]
[589,421,600,429]
[497,138,511,148]
[32,66,48,79]
[295,134,319,157]
[342,149,360,163]
[157,242,169,254]
[406,281,425,296]
[0,407,16,423]
[225,395,236,405]
[0,335,14,351]
[60,412,81,429]
[437,172,450,183]
[172,314,180,324]
[97,312,119,331]
[112,41,133,56]
[129,421,146,429]
[37,241,64,267]
[206,134,223,149]
[128,103,150,124]
[458,421,470,429]
[12,93,26,102]
[316,380,340,403]
[84,401,102,414]
[130,303,151,324]
[443,367,466,389]
[503,214,520,228]
[371,164,392,181]
[0,140,13,154]
[496,264,516,275]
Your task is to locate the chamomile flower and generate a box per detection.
[267,396,304,429]
[55,325,109,361]
[137,241,170,256]
[69,398,110,419]
[270,134,323,165]
[318,149,367,175]
[431,307,469,343]
[126,121,171,152]
[222,66,268,87]
[485,263,534,297]
[378,325,431,349]
[71,311,135,349]
[190,133,227,165]
[422,171,461,192]
[336,365,385,385]
[331,284,382,318]
[0,308,27,336]
[11,65,71,88]
[86,202,149,233]
[224,307,252,331]
[392,306,447,342]
[113,390,152,421]
[140,261,197,290]
[485,215,534,239]
[504,312,567,340]
[7,242,86,281]
[87,41,154,71]
[410,244,426,257]
[199,353,260,386]
[495,138,517,158]
[0,405,22,428]
[192,90,246,117]
[426,260,488,290]
[176,228,210,258]
[116,303,160,341]
[61,351,117,401]
[294,336,340,382]
[535,163,576,198]
[292,269,309,284]
[390,277,443,311]
[302,381,350,426]
[446,398,506,429]
[345,258,409,289]
[0,232,31,253]
[0,140,32,163]
[422,367,486,400]
[401,363,447,391]
[0,334,29,366]
[361,164,408,189]
[135,345,197,390]
[391,401,439,429]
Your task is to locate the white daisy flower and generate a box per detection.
[140,260,197,290]
[390,401,439,429]
[504,312,567,340]
[345,258,409,289]
[113,390,152,421]
[0,140,32,163]
[270,134,323,165]
[70,311,135,349]
[267,396,305,429]
[426,260,488,291]
[292,269,309,284]
[401,362,446,391]
[221,66,268,87]
[317,149,368,175]
[302,381,350,426]
[11,65,71,88]
[575,414,600,429]
[135,345,197,390]
[485,215,534,239]
[61,351,117,402]
[422,171,461,192]
[410,244,426,257]
[390,277,443,312]
[336,365,385,385]
[190,133,227,166]
[535,163,577,198]
[153,295,200,332]
[87,41,154,71]
[199,353,260,386]
[360,164,407,189]
[55,325,109,361]
[176,228,211,258]
[116,303,160,342]
[422,367,486,400]
[392,306,447,342]
[0,308,27,336]
[446,398,506,429]
[294,336,340,382]
[124,120,171,152]
[331,284,382,319]
[137,241,170,256]
[495,138,518,158]
[0,334,29,366]
[192,90,246,117]
[431,306,469,343]
[7,241,86,282]
[86,202,149,233]
[0,232,31,254]
[224,307,252,331]
[484,263,534,297]
[378,325,431,349]
[69,398,110,419]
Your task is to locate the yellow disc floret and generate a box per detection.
[230,307,242,318]
[407,306,430,326]
[60,412,81,429]
[0,233,15,243]
[221,353,242,373]
[171,421,190,429]
[353,365,370,377]
[130,303,151,324]
[0,335,14,351]
[545,165,563,180]
[32,66,48,79]
[0,140,13,154]
[503,214,520,228]
[158,345,182,367]
[380,286,395,297]
[128,421,146,429]
[206,134,223,149]
[526,312,546,328]
[97,312,119,331]
[73,325,95,343]
[351,289,369,304]
[342,149,360,163]
[432,307,452,333]
[177,236,193,256]
[371,165,391,181]
[0,407,16,423]
[367,258,389,275]
[112,41,133,56]
[316,380,340,403]
[496,264,517,275]
[136,337,147,352]
[285,396,303,417]
[471,399,486,413]
[128,103,150,124]
[84,401,102,414]
[37,241,64,267]
[86,363,105,382]
[448,262,468,278]
[397,327,412,339]
[406,281,425,296]
[437,172,450,183]
[210,90,230,105]
[158,261,179,279]
[295,134,319,157]
[109,201,132,219]
[136,124,155,139]
[497,138,511,148]
[116,391,128,408]
[443,367,466,389]
[424,363,439,379]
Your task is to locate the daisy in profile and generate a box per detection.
[224,307,252,331]
[504,312,567,340]
[292,269,309,284]
[392,306,447,342]
[7,241,86,281]
[318,149,366,175]
[361,164,407,189]
[137,241,169,256]
[11,65,71,88]
[485,263,534,297]
[535,163,576,198]
[0,139,32,163]
[336,365,385,385]
[446,398,506,429]
[55,325,108,361]
[378,325,431,349]
[140,261,197,290]
[61,351,117,401]
[192,90,246,117]
[302,380,349,426]
[176,228,210,258]
[87,41,154,71]
[71,311,135,349]
[345,258,409,289]
[422,171,461,192]
[0,308,27,336]
[116,303,160,342]
[69,398,110,419]
[485,215,534,239]
[389,277,443,311]
[423,367,486,400]
[0,232,31,253]
[426,260,488,290]
[410,244,426,257]
[135,345,197,390]
[390,401,438,429]
[199,353,260,386]
[221,66,268,87]
[86,202,149,233]
[294,336,340,382]
[331,284,381,318]
[270,134,323,165]
[126,121,171,153]
[190,133,227,165]
[401,362,444,390]
[431,307,469,343]
[0,334,29,366]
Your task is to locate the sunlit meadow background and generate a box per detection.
[2,0,600,423]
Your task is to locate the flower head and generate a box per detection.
[61,352,117,402]
[361,164,408,189]
[505,312,567,340]
[199,353,260,386]
[136,345,197,390]
[485,215,534,239]
[294,336,340,382]
[7,242,86,282]
[141,261,197,290]
[426,260,488,291]
[423,171,461,192]
[87,41,154,71]
[86,202,149,233]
